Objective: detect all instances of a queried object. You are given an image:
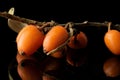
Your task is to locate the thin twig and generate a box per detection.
[1,11,120,29]
[0,11,44,26]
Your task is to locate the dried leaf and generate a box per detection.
[8,7,27,33]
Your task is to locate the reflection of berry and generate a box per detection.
[41,56,63,72]
[16,52,37,63]
[103,57,120,77]
[17,59,42,80]
[66,47,87,67]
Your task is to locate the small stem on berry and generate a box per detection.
[108,22,112,31]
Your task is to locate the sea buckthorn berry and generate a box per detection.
[43,25,69,55]
[50,47,66,58]
[68,31,88,49]
[104,29,120,55]
[16,25,45,56]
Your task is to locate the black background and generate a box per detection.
[0,0,120,80]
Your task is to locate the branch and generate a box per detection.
[0,11,44,26]
[0,11,120,30]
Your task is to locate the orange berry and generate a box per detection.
[104,29,120,55]
[43,25,69,53]
[68,31,88,49]
[50,49,64,58]
[16,25,45,56]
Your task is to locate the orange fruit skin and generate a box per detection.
[16,25,45,56]
[104,30,120,55]
[68,31,88,49]
[50,50,63,58]
[43,25,69,53]
[50,46,67,58]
